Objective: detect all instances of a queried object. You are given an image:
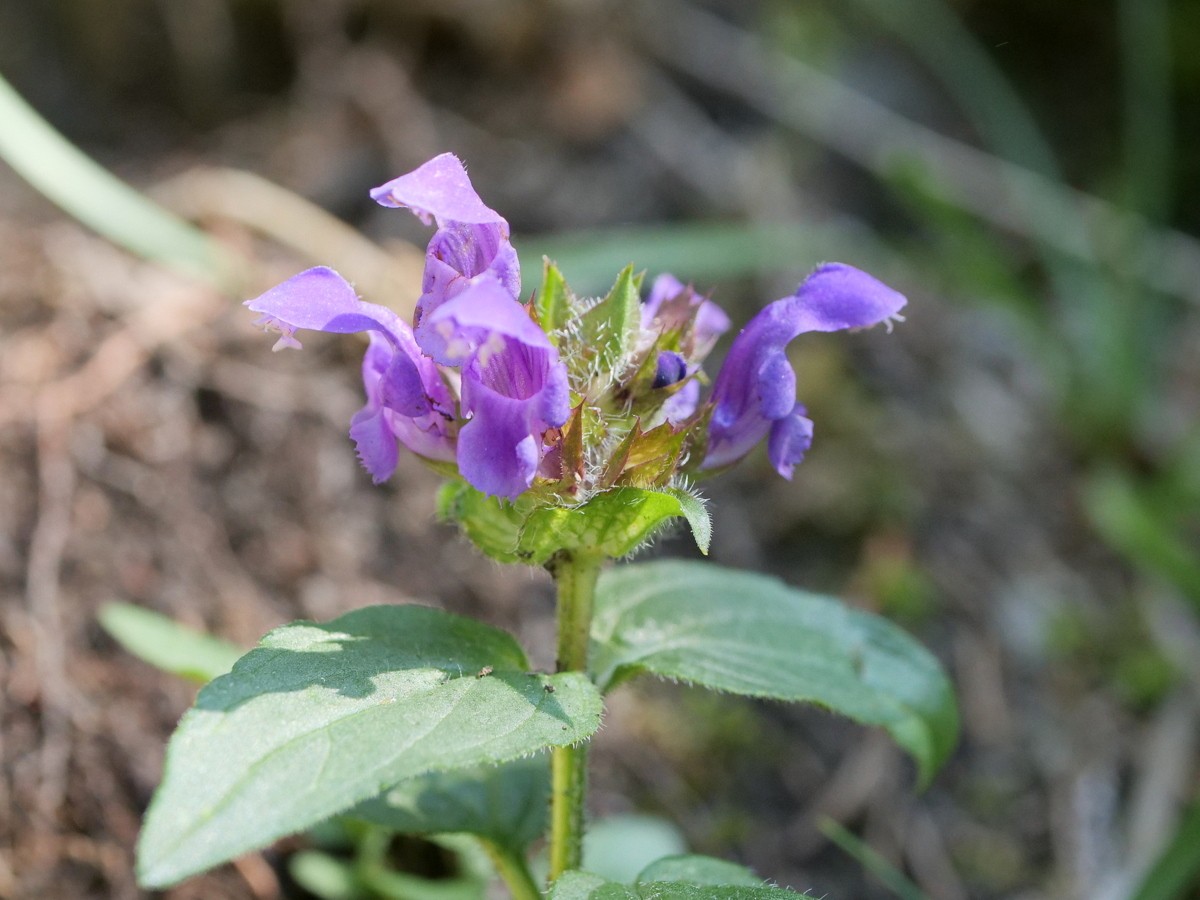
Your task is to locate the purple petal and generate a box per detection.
[767,406,814,479]
[420,222,521,321]
[661,378,701,425]
[703,263,905,473]
[371,154,521,322]
[349,405,400,484]
[370,153,506,226]
[419,279,556,368]
[418,278,569,497]
[641,272,731,360]
[246,267,408,347]
[359,333,456,469]
[643,273,687,323]
[456,383,543,501]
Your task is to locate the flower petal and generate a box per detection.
[455,384,542,501]
[245,266,408,346]
[370,153,506,226]
[767,405,814,479]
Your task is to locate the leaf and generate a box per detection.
[589,562,958,786]
[636,856,762,888]
[350,757,549,855]
[536,259,573,338]
[137,606,603,888]
[583,816,687,884]
[549,861,811,900]
[99,603,242,683]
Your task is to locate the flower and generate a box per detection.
[703,263,907,478]
[247,266,456,482]
[248,152,907,510]
[419,278,570,499]
[248,155,569,499]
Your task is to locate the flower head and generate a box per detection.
[247,152,907,531]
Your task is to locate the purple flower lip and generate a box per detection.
[703,262,907,478]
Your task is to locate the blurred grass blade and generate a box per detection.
[1130,802,1200,900]
[99,603,242,683]
[819,817,929,900]
[0,72,234,285]
[519,220,897,296]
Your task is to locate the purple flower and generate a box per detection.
[370,153,521,333]
[703,263,906,478]
[246,266,455,483]
[641,274,731,424]
[643,273,731,359]
[420,278,570,500]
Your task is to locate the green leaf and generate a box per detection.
[137,606,603,888]
[580,264,643,375]
[583,816,687,884]
[636,856,763,888]
[537,259,573,338]
[350,757,549,855]
[589,562,958,786]
[549,861,810,900]
[99,603,242,683]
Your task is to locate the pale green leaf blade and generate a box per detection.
[583,815,687,884]
[99,602,242,683]
[636,856,762,888]
[550,863,810,900]
[137,606,603,888]
[350,757,549,854]
[590,562,958,785]
[551,871,637,900]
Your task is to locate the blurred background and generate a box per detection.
[1,0,1199,897]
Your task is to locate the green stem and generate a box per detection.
[481,839,542,900]
[548,551,602,882]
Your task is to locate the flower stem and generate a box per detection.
[548,550,602,882]
[480,839,542,900]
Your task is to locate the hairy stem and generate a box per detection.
[548,551,602,881]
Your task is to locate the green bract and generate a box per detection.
[438,481,711,564]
